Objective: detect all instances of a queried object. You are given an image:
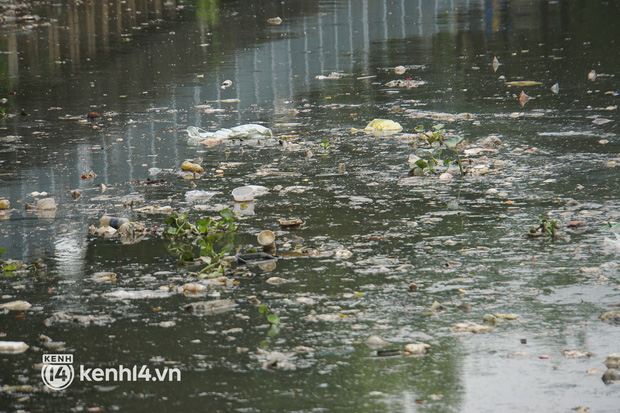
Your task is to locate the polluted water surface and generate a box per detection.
[0,1,619,412]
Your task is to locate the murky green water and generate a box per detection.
[1,0,619,411]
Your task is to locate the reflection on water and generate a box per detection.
[1,0,619,412]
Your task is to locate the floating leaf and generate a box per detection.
[220,208,234,222]
[258,304,268,314]
[267,314,280,325]
[415,159,429,169]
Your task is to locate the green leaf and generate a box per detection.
[165,227,178,236]
[267,324,280,338]
[414,125,424,133]
[258,304,268,314]
[267,314,280,325]
[433,123,445,130]
[181,249,194,262]
[415,159,429,169]
[220,208,234,222]
[4,263,18,272]
[443,136,464,150]
[0,248,5,257]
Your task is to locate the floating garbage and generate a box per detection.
[103,289,173,300]
[232,186,254,202]
[279,218,303,228]
[362,119,403,133]
[100,216,130,229]
[452,322,494,333]
[551,83,560,94]
[492,56,500,72]
[267,16,283,25]
[25,197,57,211]
[246,185,269,196]
[384,79,426,88]
[181,161,204,173]
[182,299,237,315]
[221,79,232,89]
[394,65,406,75]
[43,312,116,326]
[186,124,273,142]
[588,70,596,81]
[0,300,31,311]
[366,335,390,349]
[257,230,276,252]
[90,272,117,283]
[0,199,9,210]
[403,343,430,356]
[266,277,287,285]
[236,252,277,265]
[185,190,217,203]
[315,72,344,80]
[505,80,542,87]
[0,341,29,354]
[134,205,173,214]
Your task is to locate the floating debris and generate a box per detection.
[279,218,303,228]
[315,72,344,80]
[403,343,430,356]
[506,80,542,87]
[588,70,596,81]
[551,83,560,94]
[366,335,390,349]
[518,90,532,107]
[492,56,500,72]
[181,161,204,173]
[0,341,29,354]
[43,312,116,326]
[600,311,620,324]
[452,322,494,334]
[90,272,117,283]
[384,79,426,88]
[267,16,282,25]
[0,300,31,311]
[561,349,593,359]
[604,354,620,369]
[361,119,403,133]
[182,299,237,315]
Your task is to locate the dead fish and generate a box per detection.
[518,90,532,107]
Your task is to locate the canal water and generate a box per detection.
[1,0,619,411]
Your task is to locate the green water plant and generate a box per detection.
[0,248,40,274]
[528,215,559,239]
[164,209,237,277]
[258,303,281,338]
[409,124,465,176]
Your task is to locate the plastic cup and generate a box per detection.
[232,186,254,202]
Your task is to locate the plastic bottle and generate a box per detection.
[100,216,130,229]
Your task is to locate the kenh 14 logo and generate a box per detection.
[41,354,74,390]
